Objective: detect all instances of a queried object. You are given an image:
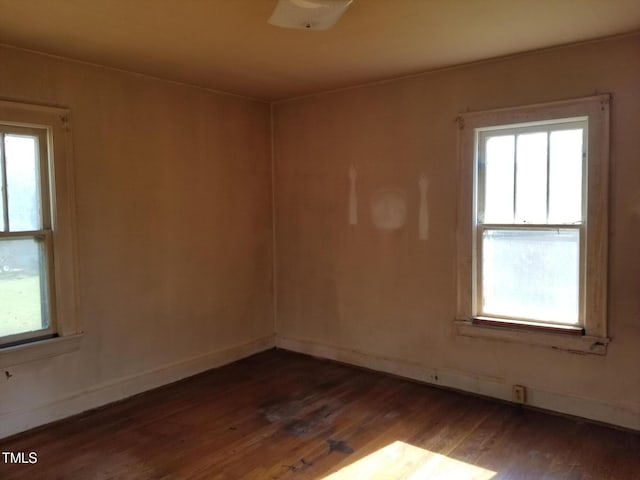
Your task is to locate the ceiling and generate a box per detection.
[0,0,638,101]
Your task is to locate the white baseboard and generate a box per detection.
[0,335,275,439]
[3,333,636,439]
[276,335,640,431]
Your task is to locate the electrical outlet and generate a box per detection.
[512,385,526,404]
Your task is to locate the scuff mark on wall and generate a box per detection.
[419,173,429,240]
[371,188,407,230]
[348,165,357,225]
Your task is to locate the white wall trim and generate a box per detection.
[0,333,84,368]
[0,335,275,439]
[276,335,640,431]
[454,320,609,355]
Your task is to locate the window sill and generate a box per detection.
[472,316,584,335]
[454,320,608,355]
[0,333,84,368]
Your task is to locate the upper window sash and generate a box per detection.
[475,120,587,227]
[0,125,51,234]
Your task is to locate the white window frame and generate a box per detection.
[0,100,82,367]
[455,95,610,354]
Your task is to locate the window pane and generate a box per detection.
[0,237,49,339]
[5,134,41,231]
[483,135,514,223]
[481,228,579,323]
[549,129,583,223]
[515,132,547,224]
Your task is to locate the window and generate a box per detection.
[0,100,80,360]
[0,126,54,345]
[456,96,609,354]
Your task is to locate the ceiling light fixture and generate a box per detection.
[268,0,354,31]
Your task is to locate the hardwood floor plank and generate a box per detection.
[1,349,638,479]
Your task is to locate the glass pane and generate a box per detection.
[481,229,579,323]
[5,134,41,231]
[0,237,49,339]
[483,135,514,223]
[515,132,547,224]
[549,129,583,223]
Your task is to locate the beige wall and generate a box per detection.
[273,34,640,427]
[0,46,274,437]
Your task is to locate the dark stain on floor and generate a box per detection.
[261,395,342,438]
[327,439,354,454]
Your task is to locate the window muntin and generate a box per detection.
[475,119,587,326]
[0,125,55,346]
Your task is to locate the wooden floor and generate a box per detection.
[1,349,638,479]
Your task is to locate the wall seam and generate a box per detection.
[269,102,278,335]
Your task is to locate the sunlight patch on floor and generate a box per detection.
[322,440,496,480]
